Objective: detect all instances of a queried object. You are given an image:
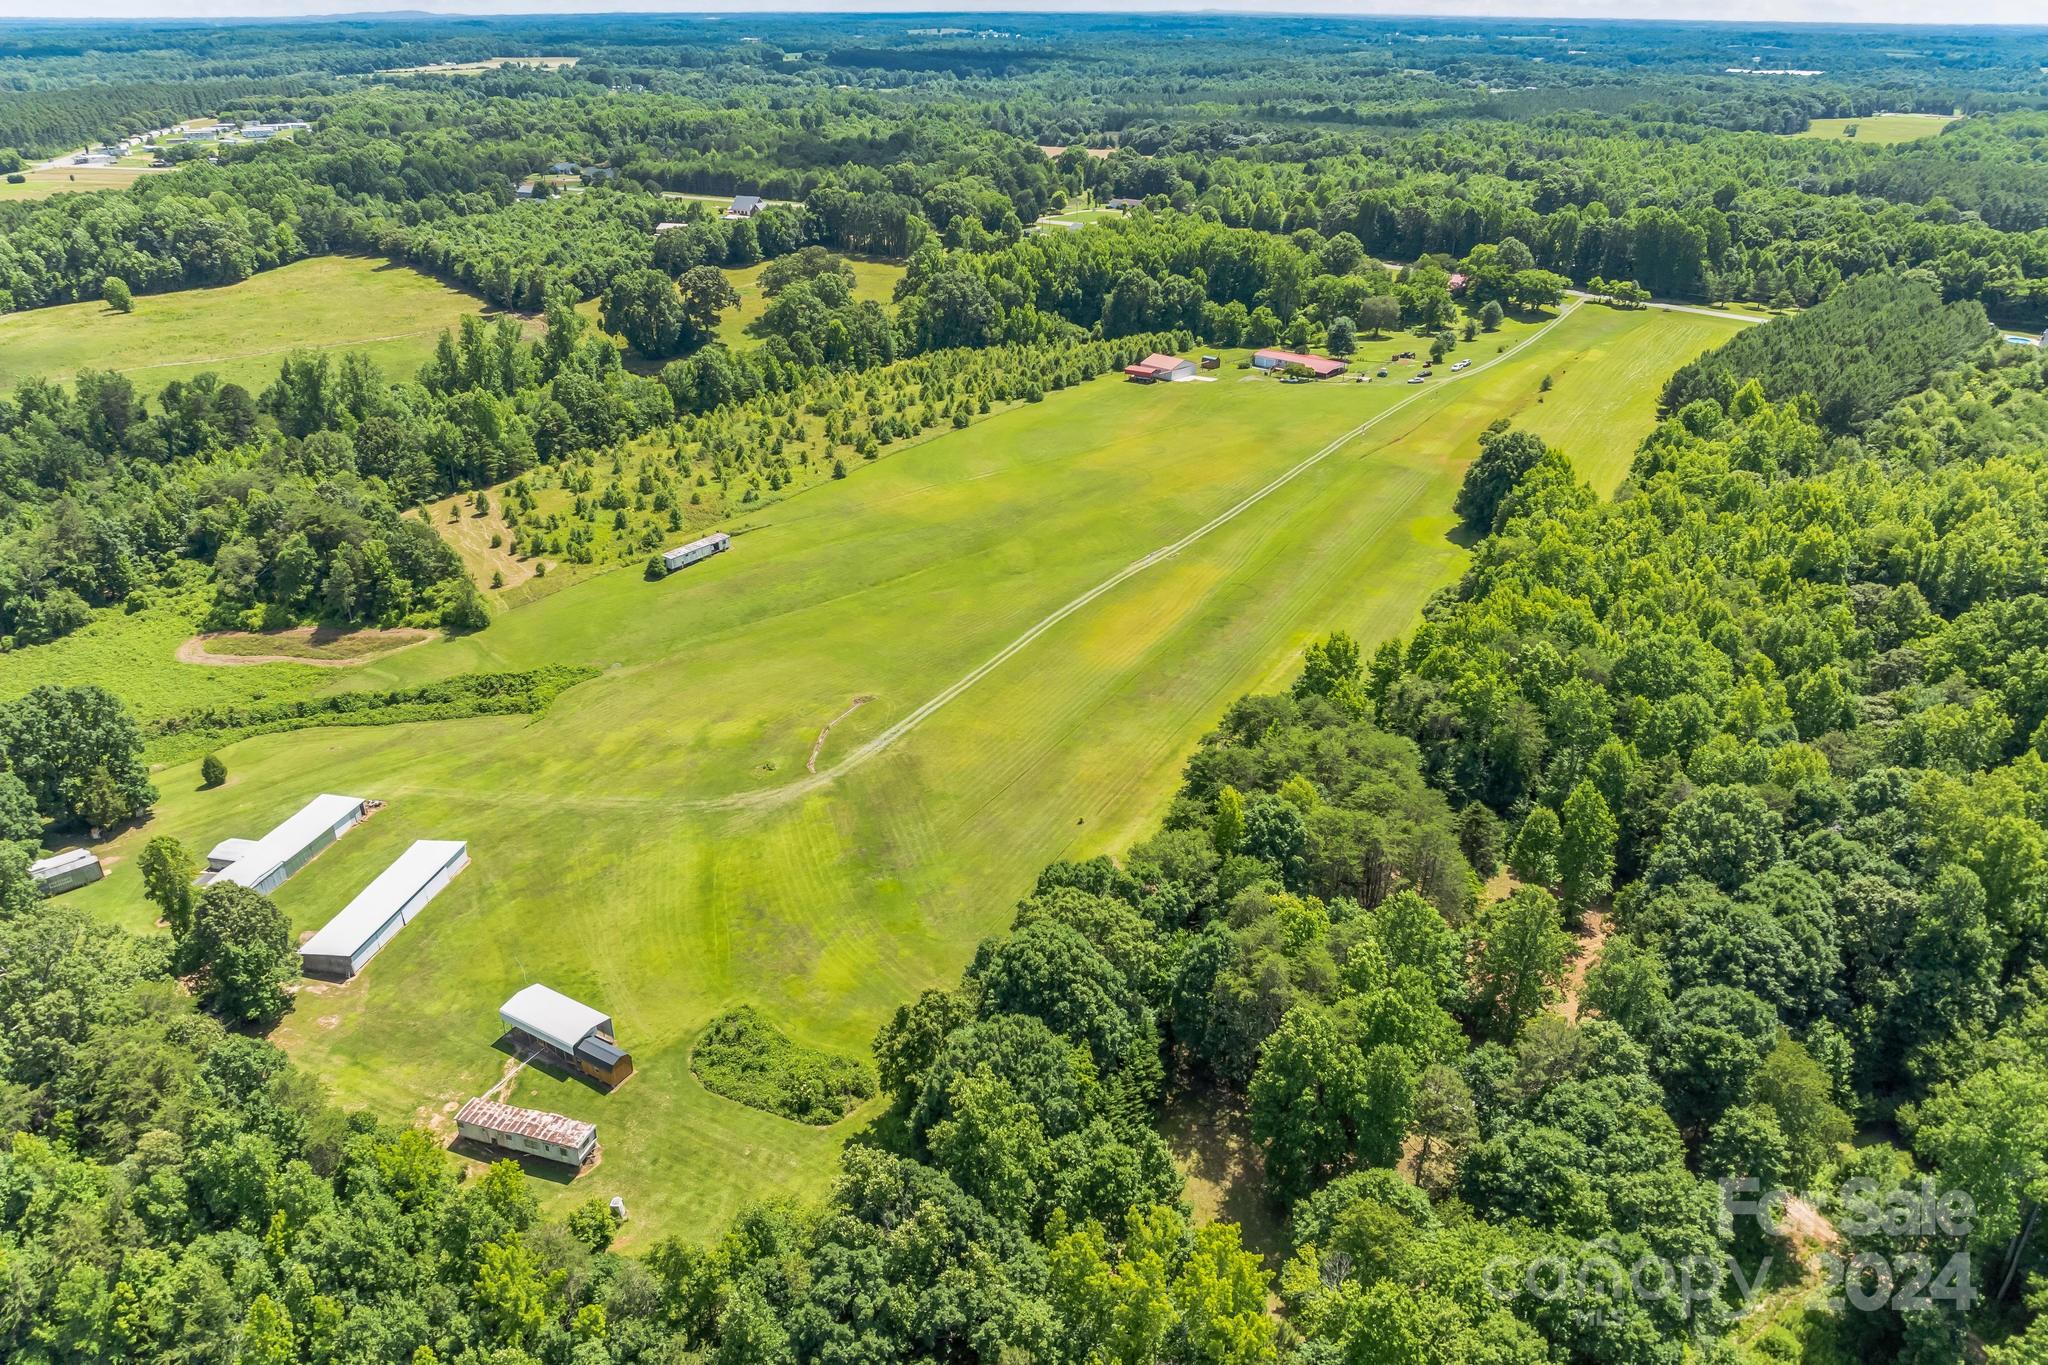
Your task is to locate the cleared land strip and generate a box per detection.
[700,304,1584,812]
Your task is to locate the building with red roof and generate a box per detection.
[1124,353,1196,382]
[1252,349,1349,379]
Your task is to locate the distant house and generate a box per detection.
[455,1098,597,1168]
[655,221,690,233]
[30,849,102,897]
[298,839,470,980]
[547,161,579,176]
[724,194,766,219]
[1104,197,1142,211]
[500,983,635,1088]
[1253,349,1349,379]
[1447,272,1470,293]
[1123,353,1196,383]
[514,182,537,198]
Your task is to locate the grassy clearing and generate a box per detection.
[0,164,171,200]
[379,55,579,76]
[0,255,512,393]
[1793,113,1958,143]
[47,304,1741,1243]
[715,257,905,348]
[690,1006,876,1125]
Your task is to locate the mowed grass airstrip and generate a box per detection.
[54,302,1744,1242]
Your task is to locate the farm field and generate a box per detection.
[55,302,1743,1242]
[0,163,170,200]
[0,255,510,392]
[714,256,905,347]
[1793,112,1959,143]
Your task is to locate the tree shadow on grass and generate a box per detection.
[1158,1082,1288,1269]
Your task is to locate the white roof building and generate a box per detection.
[207,837,260,871]
[299,839,469,979]
[500,983,612,1057]
[215,793,367,895]
[30,848,103,895]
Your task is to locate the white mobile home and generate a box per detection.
[660,532,730,575]
[215,793,367,894]
[30,848,103,896]
[455,1097,597,1167]
[298,839,469,979]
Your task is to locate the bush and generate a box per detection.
[102,276,132,313]
[200,753,226,788]
[692,1005,876,1125]
[644,555,669,581]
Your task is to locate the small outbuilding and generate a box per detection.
[455,1097,597,1168]
[1123,353,1196,383]
[30,848,103,896]
[500,983,635,1088]
[1253,349,1349,379]
[215,793,367,894]
[298,839,470,979]
[660,532,730,575]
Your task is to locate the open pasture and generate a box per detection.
[1793,113,1958,143]
[0,255,509,393]
[56,303,1742,1242]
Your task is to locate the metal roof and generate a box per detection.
[30,848,98,878]
[663,532,729,560]
[208,837,260,864]
[216,794,365,889]
[456,1097,594,1149]
[500,983,612,1056]
[299,840,467,963]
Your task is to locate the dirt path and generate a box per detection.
[807,696,875,774]
[1560,909,1611,1020]
[175,628,433,668]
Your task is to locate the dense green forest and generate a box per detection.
[2,12,2048,1365]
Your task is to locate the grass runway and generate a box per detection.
[46,302,1743,1242]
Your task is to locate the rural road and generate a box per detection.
[696,301,1594,813]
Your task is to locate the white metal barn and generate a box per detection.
[500,983,612,1055]
[660,532,730,574]
[298,839,470,979]
[455,1097,597,1167]
[215,793,367,894]
[30,848,103,896]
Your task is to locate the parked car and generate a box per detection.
[1408,375,1426,384]
[1376,367,1389,377]
[1451,359,1472,371]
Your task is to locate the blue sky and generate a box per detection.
[2,1,2045,26]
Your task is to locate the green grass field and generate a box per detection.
[1793,113,1959,144]
[0,164,172,200]
[0,255,510,393]
[43,303,1742,1244]
[714,257,905,348]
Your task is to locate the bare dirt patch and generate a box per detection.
[178,625,432,667]
[1560,908,1611,1020]
[807,695,875,774]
